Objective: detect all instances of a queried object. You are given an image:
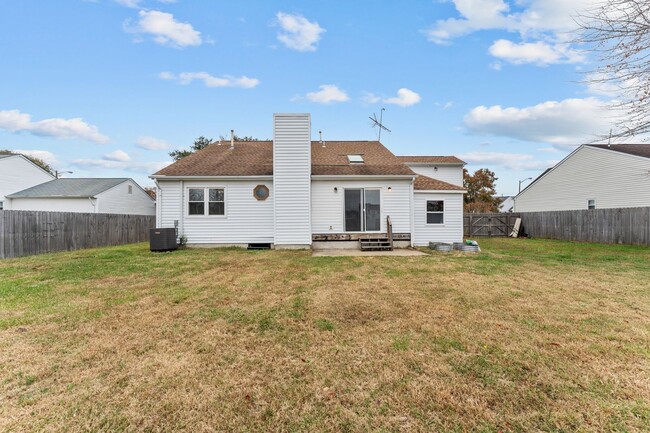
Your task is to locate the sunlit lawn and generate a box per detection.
[1,238,649,432]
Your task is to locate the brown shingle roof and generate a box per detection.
[155,141,274,176]
[587,144,650,159]
[414,175,465,191]
[397,155,465,164]
[311,141,415,176]
[154,141,416,177]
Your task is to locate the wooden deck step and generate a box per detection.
[359,237,393,251]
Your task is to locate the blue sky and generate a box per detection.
[0,0,617,195]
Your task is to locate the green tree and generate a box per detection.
[0,149,54,175]
[463,168,500,213]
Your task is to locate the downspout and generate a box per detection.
[88,197,97,213]
[409,177,415,247]
[154,179,161,227]
[179,180,184,240]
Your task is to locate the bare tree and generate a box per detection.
[577,0,650,140]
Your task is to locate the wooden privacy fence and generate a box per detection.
[464,213,521,237]
[521,207,650,246]
[0,210,156,259]
[464,207,650,246]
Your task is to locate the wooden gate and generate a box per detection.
[464,213,521,237]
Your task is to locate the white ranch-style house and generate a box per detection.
[515,144,650,212]
[151,113,466,250]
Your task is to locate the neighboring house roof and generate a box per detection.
[153,141,416,177]
[414,175,465,191]
[586,143,650,159]
[0,154,14,159]
[497,196,513,203]
[7,178,130,198]
[397,155,465,165]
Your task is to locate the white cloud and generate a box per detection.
[114,0,141,7]
[458,151,559,171]
[362,88,421,107]
[276,12,325,52]
[489,61,502,71]
[0,109,109,143]
[126,10,202,48]
[424,0,593,44]
[159,71,260,88]
[303,84,349,104]
[384,88,421,107]
[489,39,585,66]
[136,136,171,151]
[13,149,59,166]
[464,97,618,145]
[73,158,168,174]
[103,150,131,162]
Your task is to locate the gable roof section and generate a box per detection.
[153,141,416,177]
[586,143,650,159]
[397,155,465,165]
[414,175,465,191]
[7,178,130,198]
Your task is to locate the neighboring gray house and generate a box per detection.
[514,144,650,212]
[6,178,155,215]
[151,113,467,249]
[0,153,55,210]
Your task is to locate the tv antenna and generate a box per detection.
[369,108,391,141]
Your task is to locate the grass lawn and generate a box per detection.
[1,238,649,432]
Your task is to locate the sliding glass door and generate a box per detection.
[344,188,381,232]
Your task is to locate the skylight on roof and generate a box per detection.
[347,154,364,164]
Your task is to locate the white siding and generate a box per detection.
[413,192,464,245]
[311,179,413,233]
[96,180,155,215]
[405,164,463,186]
[515,146,650,212]
[157,180,182,229]
[273,113,311,246]
[9,198,95,213]
[0,155,55,209]
[159,179,274,245]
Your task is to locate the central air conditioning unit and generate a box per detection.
[149,228,178,252]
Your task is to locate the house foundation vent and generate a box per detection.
[247,243,271,250]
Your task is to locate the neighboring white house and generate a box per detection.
[514,144,650,212]
[498,196,514,213]
[150,113,466,249]
[6,178,155,215]
[0,154,55,210]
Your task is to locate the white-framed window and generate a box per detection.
[426,200,444,224]
[587,198,596,210]
[187,187,225,216]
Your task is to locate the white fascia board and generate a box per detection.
[311,175,415,181]
[149,175,273,181]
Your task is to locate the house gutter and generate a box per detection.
[149,175,273,181]
[311,175,416,181]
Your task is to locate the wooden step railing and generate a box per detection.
[386,215,393,249]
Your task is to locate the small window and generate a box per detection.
[0,201,3,210]
[208,188,225,215]
[426,200,444,224]
[128,185,133,194]
[188,188,205,215]
[347,154,364,164]
[588,199,596,210]
[254,185,269,201]
[188,187,225,216]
